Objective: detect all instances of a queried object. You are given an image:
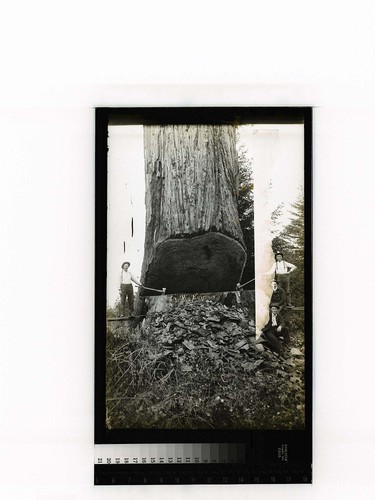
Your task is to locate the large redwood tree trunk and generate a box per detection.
[141,124,247,294]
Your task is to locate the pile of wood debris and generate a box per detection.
[141,298,265,375]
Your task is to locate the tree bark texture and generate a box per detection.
[141,124,247,294]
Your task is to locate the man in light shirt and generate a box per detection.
[264,252,296,307]
[119,261,143,317]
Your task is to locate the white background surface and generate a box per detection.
[1,1,375,498]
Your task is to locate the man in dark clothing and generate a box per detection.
[270,279,286,312]
[261,304,290,355]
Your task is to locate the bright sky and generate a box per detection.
[107,124,304,307]
[107,126,145,307]
[238,124,304,221]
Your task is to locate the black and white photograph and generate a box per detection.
[103,112,309,431]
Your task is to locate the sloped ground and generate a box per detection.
[106,298,305,430]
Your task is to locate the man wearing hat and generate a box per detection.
[119,261,143,317]
[264,252,296,307]
[270,279,286,312]
[261,304,290,355]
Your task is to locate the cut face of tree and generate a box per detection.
[141,124,248,294]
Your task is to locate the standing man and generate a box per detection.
[119,261,143,317]
[264,252,296,307]
[261,304,290,355]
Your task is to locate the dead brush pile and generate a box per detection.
[106,299,305,430]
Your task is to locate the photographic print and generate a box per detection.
[100,109,310,433]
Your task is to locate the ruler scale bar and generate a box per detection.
[94,463,312,485]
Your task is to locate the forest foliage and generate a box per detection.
[236,139,254,288]
[272,189,305,305]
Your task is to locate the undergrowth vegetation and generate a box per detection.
[106,299,305,430]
